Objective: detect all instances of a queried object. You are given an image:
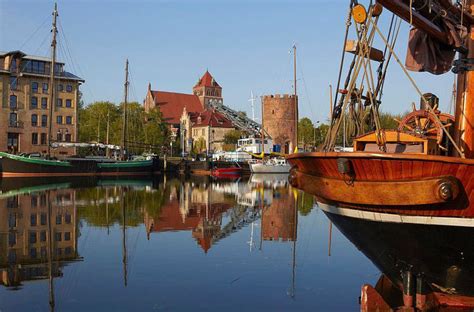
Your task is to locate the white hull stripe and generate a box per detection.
[317,202,474,228]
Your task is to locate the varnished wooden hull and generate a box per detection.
[324,207,474,307]
[287,152,474,220]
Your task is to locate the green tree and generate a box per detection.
[298,118,315,151]
[297,190,314,216]
[193,137,207,154]
[78,101,169,156]
[143,108,169,153]
[315,123,329,148]
[78,101,122,152]
[223,130,242,145]
[379,111,404,130]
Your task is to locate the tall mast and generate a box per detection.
[47,3,58,158]
[454,0,474,158]
[106,108,110,158]
[121,59,129,160]
[121,188,128,286]
[289,189,298,299]
[47,191,55,311]
[293,44,298,153]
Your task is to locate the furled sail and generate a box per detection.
[406,22,467,75]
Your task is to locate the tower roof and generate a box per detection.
[194,70,221,88]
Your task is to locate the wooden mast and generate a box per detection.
[121,188,128,287]
[47,191,55,310]
[293,44,298,153]
[454,0,474,158]
[47,3,58,158]
[121,59,129,160]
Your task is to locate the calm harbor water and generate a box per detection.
[0,174,378,311]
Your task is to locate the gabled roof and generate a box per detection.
[194,70,221,88]
[151,91,204,125]
[191,109,234,128]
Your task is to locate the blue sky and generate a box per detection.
[1,0,455,124]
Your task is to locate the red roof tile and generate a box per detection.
[192,109,234,128]
[194,70,221,88]
[151,91,203,125]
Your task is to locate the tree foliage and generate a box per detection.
[223,130,242,145]
[298,118,314,150]
[78,101,169,155]
[193,137,207,154]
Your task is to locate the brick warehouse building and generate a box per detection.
[144,70,234,153]
[0,51,84,157]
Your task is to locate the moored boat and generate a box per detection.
[287,0,474,309]
[0,152,97,178]
[323,203,474,310]
[97,159,156,176]
[0,7,159,178]
[288,0,474,219]
[250,158,291,174]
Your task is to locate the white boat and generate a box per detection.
[249,158,291,173]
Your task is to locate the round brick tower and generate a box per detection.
[262,94,298,154]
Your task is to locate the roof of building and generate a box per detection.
[0,50,65,64]
[149,199,200,232]
[192,109,234,128]
[151,91,204,125]
[194,70,221,88]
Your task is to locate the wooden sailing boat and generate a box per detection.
[287,0,474,309]
[288,0,474,223]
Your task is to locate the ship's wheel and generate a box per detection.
[397,108,454,145]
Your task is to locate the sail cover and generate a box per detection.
[405,21,467,75]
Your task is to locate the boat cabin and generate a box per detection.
[353,131,441,155]
[237,137,273,154]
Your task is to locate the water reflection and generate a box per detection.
[0,186,80,290]
[0,174,318,310]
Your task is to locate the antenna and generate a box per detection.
[248,91,257,122]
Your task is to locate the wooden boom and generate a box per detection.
[376,0,451,45]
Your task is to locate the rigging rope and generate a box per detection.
[324,6,380,151]
[19,15,50,51]
[332,3,354,117]
[369,16,465,158]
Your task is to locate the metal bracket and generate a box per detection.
[452,58,474,74]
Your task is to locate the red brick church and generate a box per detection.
[144,70,235,152]
[144,70,224,128]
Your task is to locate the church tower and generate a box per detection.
[193,70,223,108]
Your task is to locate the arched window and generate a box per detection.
[41,115,47,127]
[9,95,17,109]
[31,114,38,126]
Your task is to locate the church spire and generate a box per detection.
[193,70,223,108]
